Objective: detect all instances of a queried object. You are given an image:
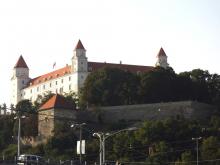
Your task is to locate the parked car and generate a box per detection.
[17,154,45,165]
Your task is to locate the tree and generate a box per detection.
[150,141,169,164]
[206,73,220,107]
[179,69,211,103]
[175,73,195,101]
[0,116,14,150]
[16,99,35,114]
[175,151,194,165]
[44,122,77,160]
[14,100,38,137]
[81,67,140,106]
[210,116,220,130]
[63,91,77,109]
[139,67,177,103]
[201,136,220,161]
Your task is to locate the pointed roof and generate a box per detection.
[157,47,167,57]
[39,94,75,110]
[14,55,28,68]
[74,39,85,50]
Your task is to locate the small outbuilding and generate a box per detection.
[38,94,76,142]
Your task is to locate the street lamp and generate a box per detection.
[93,127,137,165]
[192,137,202,165]
[71,123,86,165]
[14,115,26,157]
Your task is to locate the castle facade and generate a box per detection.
[11,40,169,105]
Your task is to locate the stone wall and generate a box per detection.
[38,109,55,138]
[33,101,216,146]
[38,108,77,143]
[77,101,217,124]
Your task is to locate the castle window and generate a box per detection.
[30,89,32,93]
[61,79,63,83]
[50,83,52,87]
[56,81,58,85]
[69,84,71,90]
[43,85,45,89]
[22,80,25,84]
[59,87,63,94]
[55,89,58,94]
[81,75,84,79]
[37,87,39,92]
[69,76,71,81]
[81,62,83,65]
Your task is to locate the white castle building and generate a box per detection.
[11,40,169,106]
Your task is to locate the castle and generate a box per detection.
[11,40,169,106]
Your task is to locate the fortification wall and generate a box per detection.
[77,101,216,123]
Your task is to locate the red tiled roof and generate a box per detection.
[39,94,75,110]
[29,65,71,86]
[88,62,154,73]
[14,55,28,68]
[75,40,85,50]
[27,62,153,88]
[157,47,167,57]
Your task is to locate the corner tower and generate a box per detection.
[71,40,88,93]
[11,55,30,105]
[155,47,169,68]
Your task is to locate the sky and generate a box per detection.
[0,0,220,105]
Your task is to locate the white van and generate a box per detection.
[17,154,45,165]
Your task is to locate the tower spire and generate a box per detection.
[14,55,28,68]
[155,47,169,68]
[157,47,167,57]
[74,39,85,50]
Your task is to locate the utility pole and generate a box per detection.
[79,124,83,164]
[192,137,202,165]
[14,115,25,157]
[71,123,86,165]
[93,127,137,165]
[17,117,21,157]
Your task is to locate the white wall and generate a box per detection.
[22,73,78,102]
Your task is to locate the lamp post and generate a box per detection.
[93,133,103,165]
[71,123,86,165]
[93,127,137,165]
[192,137,202,165]
[14,115,26,157]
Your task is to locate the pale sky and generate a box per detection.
[0,0,220,105]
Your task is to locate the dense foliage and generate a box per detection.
[1,115,220,164]
[81,67,140,106]
[0,116,15,151]
[80,67,220,108]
